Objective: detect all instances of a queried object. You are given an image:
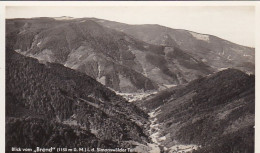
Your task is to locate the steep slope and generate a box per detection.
[91,18,255,74]
[6,17,217,92]
[6,49,153,152]
[140,69,255,153]
[6,18,158,92]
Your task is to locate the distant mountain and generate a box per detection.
[7,17,254,93]
[91,18,255,74]
[6,18,158,92]
[139,68,255,153]
[6,49,151,152]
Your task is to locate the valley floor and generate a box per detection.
[145,107,199,153]
[147,110,161,153]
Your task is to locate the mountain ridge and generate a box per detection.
[89,17,254,48]
[6,17,255,93]
[90,18,254,73]
[7,16,255,48]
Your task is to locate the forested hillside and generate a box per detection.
[6,49,150,152]
[140,69,255,153]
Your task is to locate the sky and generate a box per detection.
[6,6,255,47]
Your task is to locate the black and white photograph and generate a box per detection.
[3,4,256,153]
